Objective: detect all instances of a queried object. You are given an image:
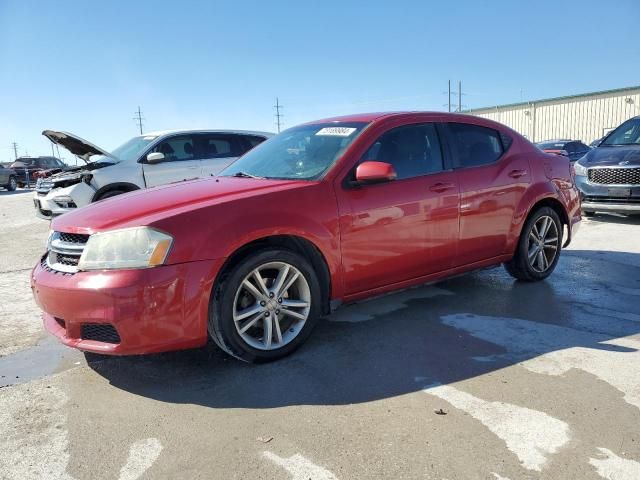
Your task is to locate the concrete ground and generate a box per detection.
[1,189,640,480]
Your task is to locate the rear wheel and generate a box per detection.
[504,206,562,281]
[6,176,17,191]
[209,248,322,363]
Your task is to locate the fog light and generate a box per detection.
[53,196,77,209]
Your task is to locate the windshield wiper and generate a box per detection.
[231,171,266,179]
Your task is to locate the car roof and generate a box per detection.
[305,111,500,124]
[141,129,275,138]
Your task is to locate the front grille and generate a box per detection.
[59,232,89,244]
[81,324,121,344]
[588,167,640,185]
[41,256,73,276]
[46,231,88,274]
[56,253,80,266]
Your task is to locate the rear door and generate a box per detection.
[443,122,530,266]
[337,122,459,295]
[198,134,260,177]
[142,134,201,187]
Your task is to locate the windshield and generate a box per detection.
[537,142,567,150]
[602,118,640,146]
[92,135,158,163]
[220,122,369,180]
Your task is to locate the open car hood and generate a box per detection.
[42,130,115,162]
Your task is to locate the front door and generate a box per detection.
[143,134,202,187]
[337,122,460,295]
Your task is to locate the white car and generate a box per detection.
[34,129,273,219]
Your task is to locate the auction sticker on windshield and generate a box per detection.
[315,127,357,136]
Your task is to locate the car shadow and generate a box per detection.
[584,213,640,225]
[86,249,640,409]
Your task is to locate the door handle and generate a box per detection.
[429,182,455,193]
[508,169,527,178]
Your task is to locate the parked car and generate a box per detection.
[574,116,640,216]
[0,164,17,191]
[34,129,272,219]
[10,156,66,187]
[31,112,581,362]
[535,139,591,162]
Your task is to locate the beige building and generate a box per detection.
[466,86,640,144]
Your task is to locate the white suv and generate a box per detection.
[34,129,273,219]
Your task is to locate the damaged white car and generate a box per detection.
[34,129,273,219]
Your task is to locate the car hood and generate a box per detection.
[42,130,115,162]
[580,145,640,167]
[52,177,311,233]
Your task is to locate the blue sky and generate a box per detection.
[1,0,638,162]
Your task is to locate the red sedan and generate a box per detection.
[31,112,581,362]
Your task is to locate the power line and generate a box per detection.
[133,106,145,134]
[273,97,284,133]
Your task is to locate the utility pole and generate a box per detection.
[273,97,284,133]
[443,81,466,112]
[11,142,18,160]
[133,106,145,134]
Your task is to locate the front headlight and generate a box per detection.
[78,227,173,271]
[574,162,587,176]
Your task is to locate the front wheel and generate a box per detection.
[95,189,126,201]
[504,207,563,281]
[209,249,322,363]
[6,176,17,191]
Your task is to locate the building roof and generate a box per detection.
[466,85,640,113]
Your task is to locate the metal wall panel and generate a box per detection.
[470,88,640,143]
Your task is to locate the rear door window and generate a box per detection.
[448,123,503,168]
[195,134,245,159]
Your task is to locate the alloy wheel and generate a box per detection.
[9,177,17,190]
[232,261,311,350]
[527,215,559,273]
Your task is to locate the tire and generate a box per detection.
[504,206,563,282]
[209,248,322,363]
[95,189,126,201]
[6,176,17,191]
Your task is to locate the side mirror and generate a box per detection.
[355,161,397,184]
[146,152,165,164]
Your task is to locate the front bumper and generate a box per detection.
[575,174,640,214]
[33,182,96,220]
[31,257,224,355]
